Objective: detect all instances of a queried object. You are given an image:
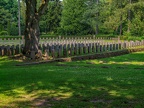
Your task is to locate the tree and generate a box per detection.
[18,0,21,36]
[23,0,49,58]
[60,0,88,35]
[40,0,62,34]
[83,0,105,35]
[0,6,12,31]
[0,0,21,36]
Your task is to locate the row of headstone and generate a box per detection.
[40,43,121,58]
[0,40,144,57]
[0,45,24,56]
[37,40,144,58]
[40,36,118,41]
[125,40,144,48]
[0,36,117,42]
[0,38,25,45]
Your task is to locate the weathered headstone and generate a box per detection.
[74,43,78,55]
[110,44,113,51]
[30,51,35,60]
[116,44,119,50]
[69,43,73,56]
[1,46,4,56]
[0,46,2,56]
[63,44,67,57]
[99,45,103,52]
[51,49,55,59]
[16,45,20,54]
[7,45,11,56]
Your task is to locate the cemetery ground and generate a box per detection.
[0,51,144,108]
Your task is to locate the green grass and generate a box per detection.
[0,52,144,108]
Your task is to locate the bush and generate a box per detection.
[126,36,141,41]
[123,31,131,37]
[120,36,128,40]
[141,36,144,39]
[0,31,8,35]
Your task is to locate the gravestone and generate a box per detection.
[7,45,11,56]
[16,45,20,54]
[52,49,55,58]
[74,43,78,55]
[100,45,103,52]
[70,43,74,56]
[79,43,83,55]
[0,46,2,56]
[113,44,116,51]
[1,46,4,56]
[30,51,35,60]
[92,43,95,53]
[83,44,87,54]
[96,43,99,53]
[4,46,7,55]
[63,44,67,57]
[10,45,14,55]
[110,44,113,51]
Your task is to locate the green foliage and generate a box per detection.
[120,35,142,41]
[0,31,8,35]
[105,0,144,36]
[83,0,106,35]
[0,36,22,39]
[0,6,12,30]
[9,23,19,36]
[60,0,88,35]
[0,24,4,31]
[123,31,132,36]
[0,0,20,36]
[40,0,62,34]
[127,36,140,41]
[0,0,143,37]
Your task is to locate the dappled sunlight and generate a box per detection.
[0,56,20,68]
[109,90,121,97]
[108,90,135,99]
[81,51,144,66]
[0,57,10,64]
[91,86,108,91]
[104,61,144,65]
[0,51,144,107]
[47,69,55,72]
[0,81,74,107]
[85,59,144,66]
[106,77,113,81]
[126,95,134,99]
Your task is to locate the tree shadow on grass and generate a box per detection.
[0,52,144,108]
[0,56,21,68]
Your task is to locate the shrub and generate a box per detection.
[0,31,8,35]
[127,36,142,41]
[120,36,128,40]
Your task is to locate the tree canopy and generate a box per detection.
[0,0,143,36]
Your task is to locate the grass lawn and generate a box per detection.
[0,52,144,108]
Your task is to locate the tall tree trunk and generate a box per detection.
[95,0,99,35]
[23,0,49,58]
[18,0,21,36]
[119,2,123,36]
[127,0,131,33]
[119,15,123,35]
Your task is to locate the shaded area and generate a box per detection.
[14,47,144,66]
[0,52,144,107]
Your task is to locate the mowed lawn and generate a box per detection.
[0,52,144,108]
